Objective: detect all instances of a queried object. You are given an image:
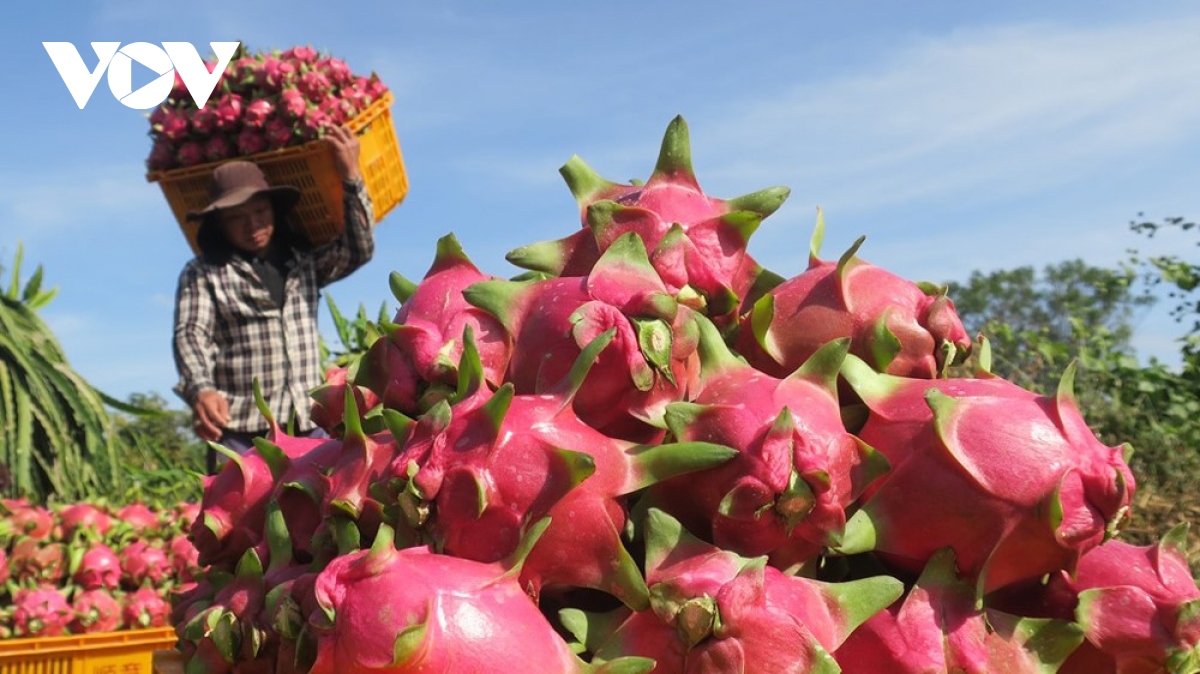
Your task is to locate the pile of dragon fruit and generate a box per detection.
[0,499,201,638]
[146,44,390,171]
[176,117,1200,673]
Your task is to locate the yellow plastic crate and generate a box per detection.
[147,92,409,255]
[0,627,177,674]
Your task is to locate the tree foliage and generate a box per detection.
[947,232,1200,555]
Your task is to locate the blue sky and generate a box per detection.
[3,1,1199,409]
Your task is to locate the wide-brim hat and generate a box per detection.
[186,160,301,222]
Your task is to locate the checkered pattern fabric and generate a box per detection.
[173,179,374,432]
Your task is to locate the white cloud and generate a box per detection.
[0,164,164,233]
[699,16,1200,210]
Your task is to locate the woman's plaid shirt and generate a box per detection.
[172,180,374,433]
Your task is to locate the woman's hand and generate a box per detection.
[326,125,362,181]
[193,389,229,443]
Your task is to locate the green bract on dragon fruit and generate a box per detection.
[172,116,1197,674]
[144,44,389,171]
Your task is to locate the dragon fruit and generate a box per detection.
[11,587,73,637]
[506,115,789,328]
[308,520,654,674]
[147,112,1193,672]
[5,501,55,540]
[1045,524,1200,673]
[74,542,122,590]
[70,588,124,634]
[123,586,171,628]
[567,509,903,673]
[645,315,887,573]
[309,365,381,433]
[835,548,1085,673]
[57,502,113,538]
[395,328,736,607]
[118,501,162,534]
[466,232,701,442]
[9,538,66,584]
[835,355,1136,594]
[358,234,511,416]
[120,540,171,588]
[735,213,972,380]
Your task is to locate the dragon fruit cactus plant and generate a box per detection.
[150,113,1195,673]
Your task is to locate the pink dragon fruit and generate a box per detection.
[307,520,655,674]
[191,104,219,136]
[116,501,161,535]
[280,45,319,65]
[74,542,122,590]
[123,586,171,628]
[299,106,332,140]
[264,113,295,149]
[190,444,281,568]
[1046,524,1200,673]
[466,231,701,442]
[242,98,274,128]
[179,548,272,669]
[5,501,55,540]
[9,538,66,584]
[11,587,73,637]
[298,70,333,102]
[120,540,171,588]
[358,233,511,416]
[70,588,124,634]
[278,87,307,119]
[316,56,354,87]
[177,140,205,166]
[257,56,296,92]
[507,115,788,328]
[835,355,1136,595]
[146,137,176,171]
[569,509,902,673]
[58,502,113,538]
[645,316,888,573]
[153,106,191,142]
[213,93,245,132]
[169,533,203,584]
[236,127,267,156]
[835,548,1085,673]
[735,212,972,380]
[397,328,736,607]
[310,365,381,433]
[204,133,235,162]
